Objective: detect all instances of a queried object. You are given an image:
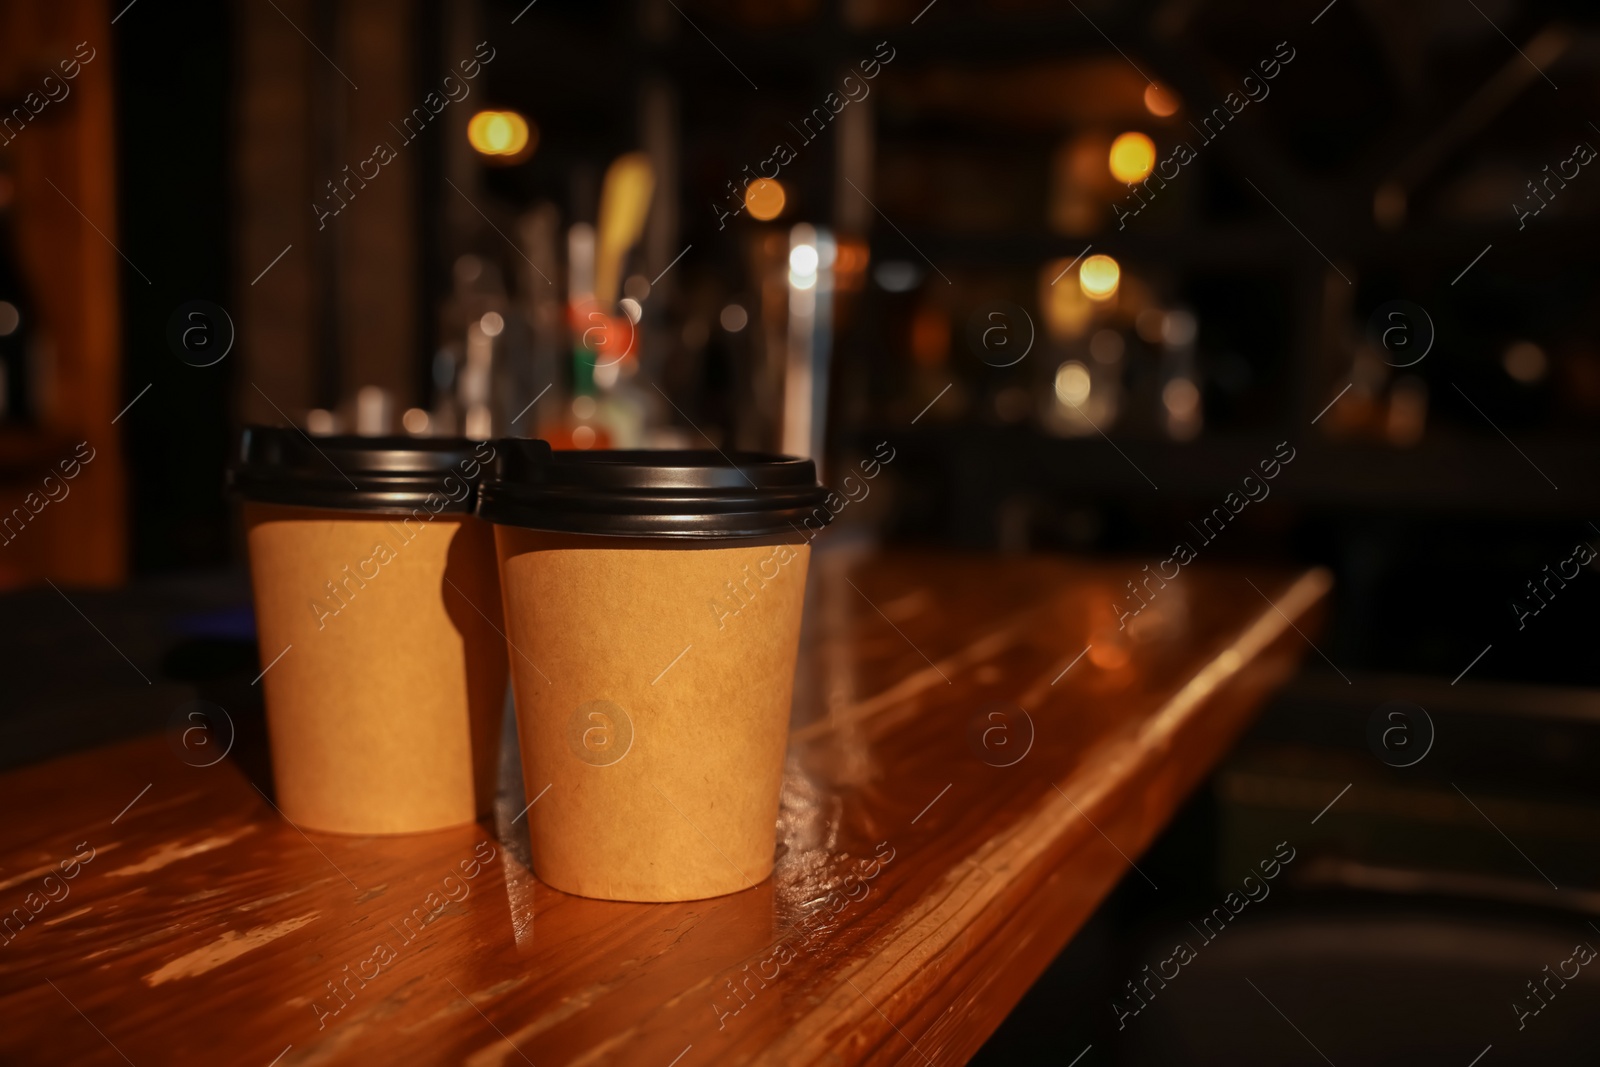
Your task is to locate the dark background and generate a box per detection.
[10,0,1600,1061]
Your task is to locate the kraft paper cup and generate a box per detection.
[232,428,547,835]
[479,445,831,901]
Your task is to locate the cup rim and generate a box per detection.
[477,442,834,539]
[230,426,534,514]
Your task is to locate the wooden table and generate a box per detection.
[0,552,1328,1066]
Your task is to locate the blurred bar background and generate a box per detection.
[2,0,1599,1059]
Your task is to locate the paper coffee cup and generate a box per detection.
[233,429,545,835]
[479,445,831,901]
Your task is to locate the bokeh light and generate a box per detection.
[1143,83,1180,117]
[789,243,819,276]
[1078,254,1121,300]
[1503,341,1548,383]
[1055,361,1092,406]
[745,178,786,221]
[1109,132,1156,184]
[1162,377,1200,418]
[401,407,430,435]
[467,111,535,162]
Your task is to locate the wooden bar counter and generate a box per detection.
[0,552,1328,1066]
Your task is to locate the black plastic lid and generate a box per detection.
[230,425,535,514]
[477,440,832,539]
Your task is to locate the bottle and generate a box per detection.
[0,164,34,424]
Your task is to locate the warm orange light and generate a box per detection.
[468,111,535,162]
[745,178,786,221]
[834,237,870,274]
[1088,640,1132,671]
[1108,132,1156,184]
[1079,254,1121,300]
[1143,83,1180,117]
[1041,260,1092,339]
[833,236,870,289]
[1503,341,1548,383]
[910,304,951,368]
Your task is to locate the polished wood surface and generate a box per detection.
[0,552,1327,1066]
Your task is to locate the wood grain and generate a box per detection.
[0,552,1327,1065]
